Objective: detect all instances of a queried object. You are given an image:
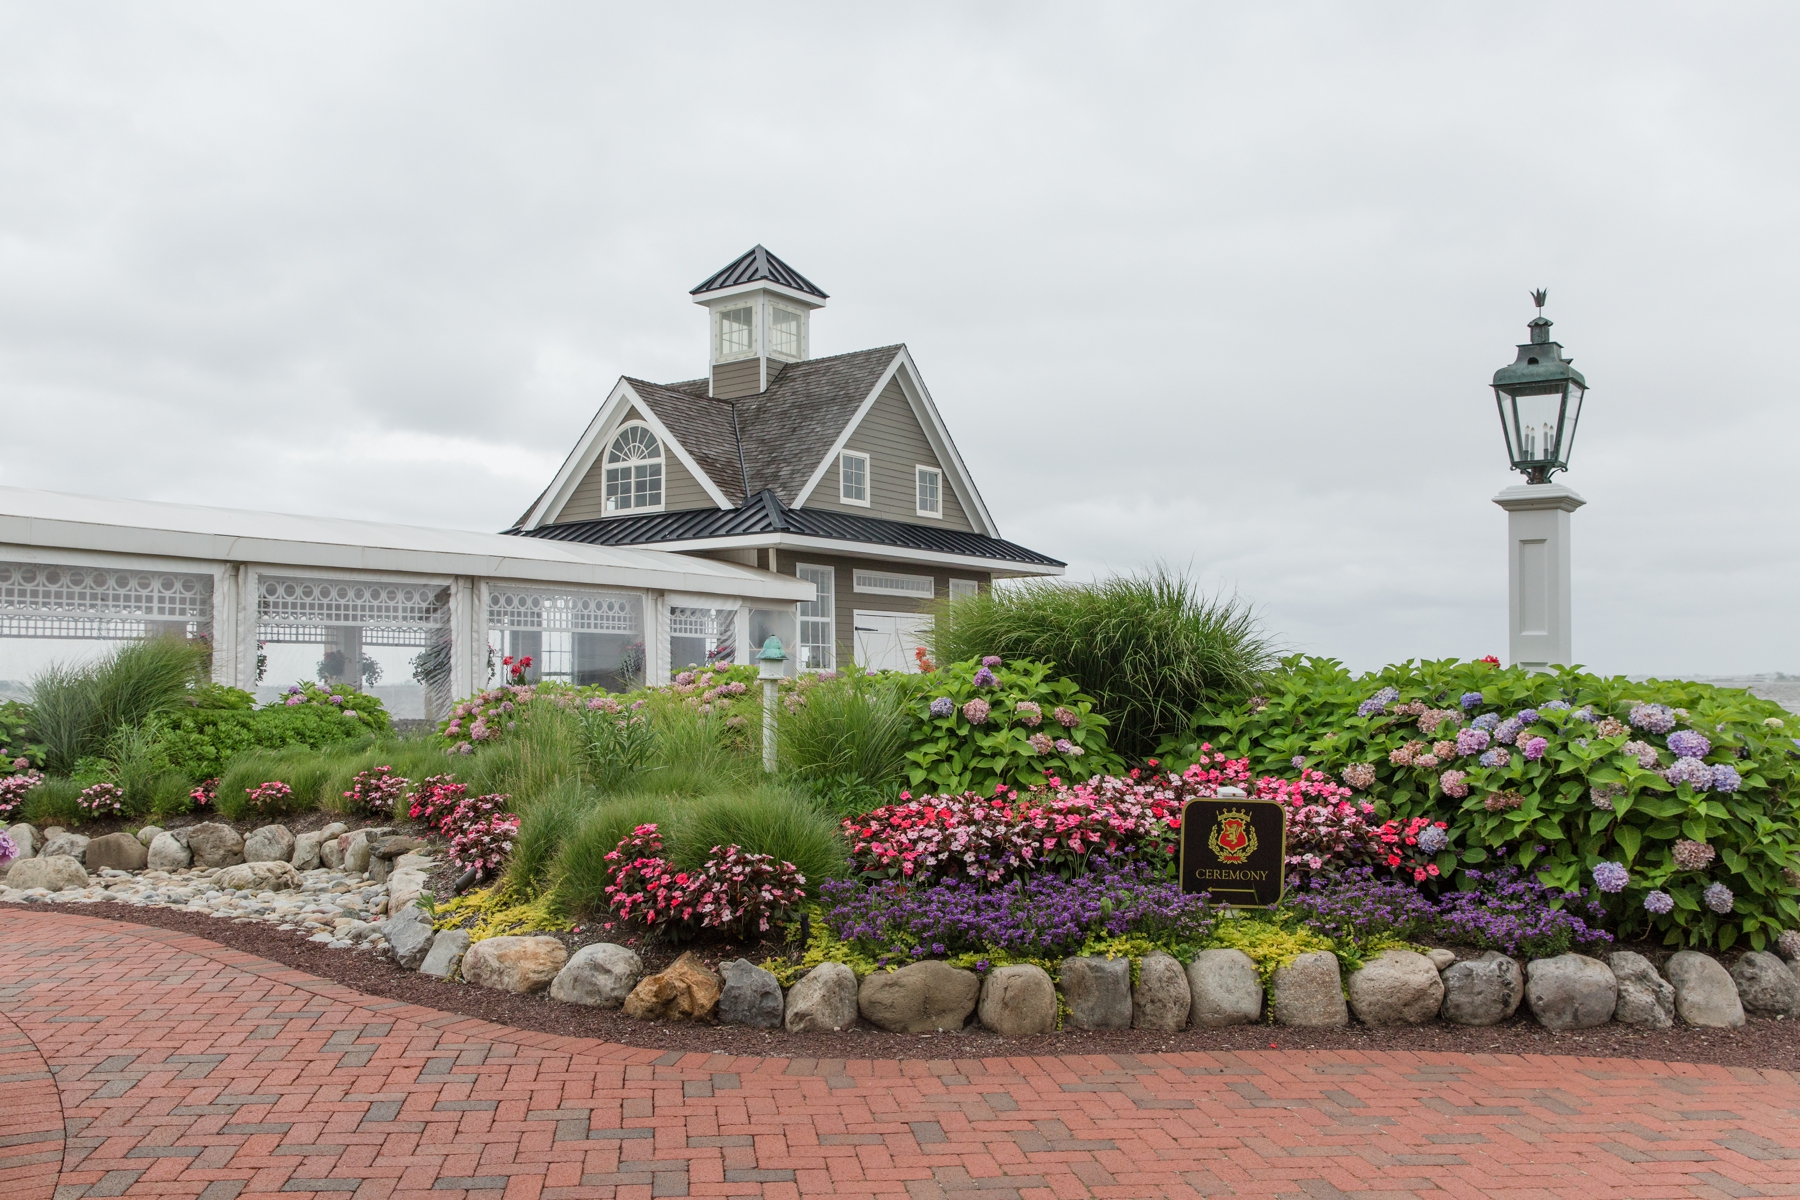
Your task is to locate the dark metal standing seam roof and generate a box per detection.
[690,246,829,299]
[511,490,1065,568]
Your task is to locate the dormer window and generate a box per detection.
[840,451,869,506]
[604,424,663,512]
[717,306,754,360]
[769,306,804,360]
[916,466,941,517]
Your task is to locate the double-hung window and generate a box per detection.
[916,466,942,517]
[796,564,834,670]
[840,451,869,505]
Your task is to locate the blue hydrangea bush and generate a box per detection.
[906,657,1122,794]
[1182,656,1800,950]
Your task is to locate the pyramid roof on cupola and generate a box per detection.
[690,245,828,300]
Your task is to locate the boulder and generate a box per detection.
[1425,948,1457,971]
[978,964,1057,1037]
[387,868,428,916]
[320,822,348,838]
[146,831,192,872]
[135,825,163,847]
[213,860,302,892]
[186,822,244,868]
[84,831,148,872]
[242,824,295,864]
[784,963,860,1032]
[1525,954,1618,1030]
[1731,951,1798,1018]
[1608,952,1675,1028]
[372,835,426,861]
[1132,952,1192,1031]
[394,852,435,874]
[463,935,568,994]
[319,835,343,869]
[291,831,325,871]
[1348,950,1444,1026]
[419,930,471,980]
[7,855,88,891]
[382,904,437,969]
[858,960,980,1033]
[340,830,373,874]
[1667,951,1745,1027]
[5,823,35,860]
[1059,956,1131,1029]
[1439,952,1523,1026]
[719,959,786,1028]
[1271,951,1348,1027]
[622,951,721,1020]
[549,942,643,1008]
[1186,949,1264,1027]
[41,832,90,862]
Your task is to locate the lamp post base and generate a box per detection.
[1492,483,1585,672]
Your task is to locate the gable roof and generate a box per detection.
[691,245,828,299]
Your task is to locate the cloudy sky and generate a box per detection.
[2,4,1795,677]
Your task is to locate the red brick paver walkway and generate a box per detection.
[2,911,1798,1200]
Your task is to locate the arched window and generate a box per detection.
[604,424,663,512]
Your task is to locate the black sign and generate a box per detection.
[1179,798,1286,906]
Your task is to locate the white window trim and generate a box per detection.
[603,421,666,515]
[767,301,806,362]
[839,450,871,507]
[853,569,935,598]
[948,578,981,601]
[795,562,835,671]
[714,303,757,363]
[915,465,943,519]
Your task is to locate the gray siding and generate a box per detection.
[804,377,975,531]
[711,357,762,399]
[769,550,988,669]
[558,406,716,522]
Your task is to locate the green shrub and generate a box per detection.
[550,793,672,916]
[21,777,82,826]
[778,673,913,799]
[162,690,391,781]
[0,699,42,767]
[929,568,1272,760]
[1188,656,1800,951]
[905,657,1121,795]
[666,784,848,887]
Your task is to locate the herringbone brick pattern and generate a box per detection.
[2,910,1799,1199]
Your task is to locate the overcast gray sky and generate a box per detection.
[2,3,1795,677]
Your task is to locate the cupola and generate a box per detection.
[691,245,828,399]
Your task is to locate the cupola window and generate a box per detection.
[770,306,804,359]
[717,306,754,359]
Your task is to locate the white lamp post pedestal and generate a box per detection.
[1492,482,1585,671]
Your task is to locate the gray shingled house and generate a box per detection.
[509,246,1063,674]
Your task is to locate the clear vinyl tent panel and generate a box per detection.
[0,560,214,697]
[255,575,452,719]
[486,587,645,691]
[669,605,737,676]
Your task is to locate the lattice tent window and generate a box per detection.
[487,587,645,691]
[256,576,451,718]
[0,560,213,640]
[669,605,737,674]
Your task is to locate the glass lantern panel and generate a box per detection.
[1559,383,1585,463]
[1507,388,1566,464]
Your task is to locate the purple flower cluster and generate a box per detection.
[1471,712,1500,732]
[820,858,1214,960]
[1494,717,1525,745]
[1455,727,1490,756]
[1357,686,1400,718]
[1517,708,1541,726]
[929,696,954,718]
[1667,729,1711,758]
[971,666,998,688]
[1592,861,1629,893]
[1643,890,1675,915]
[1521,736,1549,761]
[1416,825,1449,855]
[1478,747,1511,769]
[1630,703,1677,735]
[1711,763,1742,793]
[1704,882,1735,914]
[1434,866,1612,959]
[1459,691,1484,710]
[1290,868,1437,947]
[1542,700,1571,712]
[1662,756,1713,791]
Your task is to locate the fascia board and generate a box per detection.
[525,379,635,529]
[644,531,1064,576]
[692,281,826,309]
[891,348,1000,538]
[790,349,906,508]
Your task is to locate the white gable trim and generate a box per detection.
[524,381,732,529]
[789,348,999,539]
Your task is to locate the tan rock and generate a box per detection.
[622,951,723,1021]
[214,861,303,892]
[461,936,568,993]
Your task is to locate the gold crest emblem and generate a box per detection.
[1207,808,1257,865]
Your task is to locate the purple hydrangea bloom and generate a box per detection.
[971,666,998,688]
[1357,686,1400,718]
[1521,737,1548,761]
[1711,763,1742,793]
[1516,708,1540,726]
[1456,728,1491,756]
[1472,713,1500,732]
[1629,703,1677,734]
[980,655,1002,668]
[1662,756,1713,791]
[1417,825,1449,855]
[1570,706,1596,723]
[1494,717,1525,745]
[1292,755,1306,769]
[961,698,992,725]
[1643,890,1675,915]
[0,829,14,867]
[1542,700,1571,712]
[1592,861,1629,893]
[1478,748,1511,769]
[1460,691,1484,710]
[929,696,954,718]
[1667,729,1711,758]
[1704,882,1734,914]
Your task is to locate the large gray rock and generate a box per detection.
[462,936,568,994]
[1186,949,1263,1027]
[1667,951,1745,1027]
[7,855,88,891]
[242,824,295,864]
[41,832,89,862]
[291,831,325,871]
[1608,952,1675,1028]
[1425,948,1457,971]
[372,835,426,861]
[549,942,643,1008]
[978,964,1057,1036]
[387,868,429,916]
[784,962,859,1032]
[5,823,35,861]
[858,960,979,1033]
[419,930,471,980]
[340,828,391,875]
[1440,952,1523,1026]
[186,822,244,868]
[135,825,163,847]
[1731,951,1798,1017]
[382,903,437,969]
[1525,954,1618,1030]
[1058,956,1131,1030]
[1271,951,1348,1027]
[146,831,192,871]
[718,959,786,1029]
[1132,952,1192,1031]
[1348,949,1444,1026]
[214,860,302,892]
[84,831,148,872]
[318,826,346,869]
